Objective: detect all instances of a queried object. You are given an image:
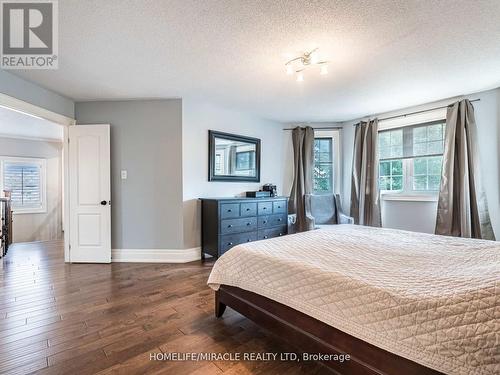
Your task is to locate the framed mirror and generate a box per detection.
[208,130,261,182]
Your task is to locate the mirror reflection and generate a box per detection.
[214,138,257,177]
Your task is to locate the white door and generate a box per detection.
[69,124,111,263]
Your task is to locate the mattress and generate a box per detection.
[207,224,500,375]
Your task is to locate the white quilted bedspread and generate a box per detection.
[207,225,500,375]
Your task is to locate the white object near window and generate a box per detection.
[378,120,445,199]
[0,157,47,214]
[313,129,341,195]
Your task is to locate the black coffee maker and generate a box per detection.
[262,184,277,197]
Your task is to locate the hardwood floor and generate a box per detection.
[0,241,328,375]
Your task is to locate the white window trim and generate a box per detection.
[0,156,47,214]
[314,129,341,195]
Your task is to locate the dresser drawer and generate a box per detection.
[273,200,287,214]
[221,217,257,235]
[258,214,287,228]
[258,225,287,240]
[220,232,258,253]
[220,203,240,219]
[240,202,257,217]
[258,201,273,215]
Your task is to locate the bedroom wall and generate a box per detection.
[0,70,74,118]
[341,87,500,237]
[182,99,285,249]
[75,100,184,251]
[0,137,63,243]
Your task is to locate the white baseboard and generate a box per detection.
[111,247,201,263]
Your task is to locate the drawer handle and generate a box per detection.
[247,239,251,242]
[263,207,267,210]
[246,222,251,226]
[263,220,267,224]
[277,206,281,208]
[228,242,233,246]
[264,235,268,239]
[278,218,282,222]
[246,208,250,211]
[228,224,233,228]
[279,233,283,236]
[227,209,232,212]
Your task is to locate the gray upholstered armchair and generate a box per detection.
[305,194,354,228]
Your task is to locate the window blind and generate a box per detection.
[3,162,42,208]
[378,120,445,161]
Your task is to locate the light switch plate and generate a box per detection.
[121,170,127,180]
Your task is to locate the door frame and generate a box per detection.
[0,92,76,262]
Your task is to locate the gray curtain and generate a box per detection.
[288,126,315,232]
[350,119,381,227]
[435,99,495,240]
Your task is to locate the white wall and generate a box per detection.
[182,100,285,248]
[381,200,438,233]
[0,137,63,243]
[341,87,500,237]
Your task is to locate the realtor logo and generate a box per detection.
[1,0,58,69]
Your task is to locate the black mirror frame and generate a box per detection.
[208,130,261,182]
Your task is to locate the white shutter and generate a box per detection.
[2,159,46,212]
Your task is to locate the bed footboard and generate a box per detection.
[214,285,442,375]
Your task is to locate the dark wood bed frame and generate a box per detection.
[216,285,443,375]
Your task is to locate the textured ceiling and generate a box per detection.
[12,0,500,122]
[0,106,63,141]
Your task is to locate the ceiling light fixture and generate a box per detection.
[285,48,329,81]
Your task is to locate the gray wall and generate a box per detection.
[75,100,183,250]
[341,87,500,237]
[0,70,74,118]
[0,137,63,243]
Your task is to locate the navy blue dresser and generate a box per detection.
[199,197,288,259]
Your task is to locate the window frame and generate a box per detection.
[0,156,47,214]
[313,129,341,195]
[378,120,446,201]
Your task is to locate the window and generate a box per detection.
[314,138,334,194]
[378,121,445,193]
[1,157,46,213]
[235,151,255,172]
[312,130,340,194]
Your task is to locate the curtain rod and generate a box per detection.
[283,126,342,131]
[376,98,481,123]
[284,98,481,130]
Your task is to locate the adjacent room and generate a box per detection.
[0,1,499,374]
[0,105,64,251]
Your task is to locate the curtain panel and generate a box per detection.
[350,119,381,227]
[435,99,495,240]
[288,126,315,232]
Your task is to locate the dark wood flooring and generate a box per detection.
[0,241,328,375]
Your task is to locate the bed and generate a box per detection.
[207,225,500,375]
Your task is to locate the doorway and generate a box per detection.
[0,93,73,262]
[0,104,66,259]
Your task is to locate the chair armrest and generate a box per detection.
[339,213,354,224]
